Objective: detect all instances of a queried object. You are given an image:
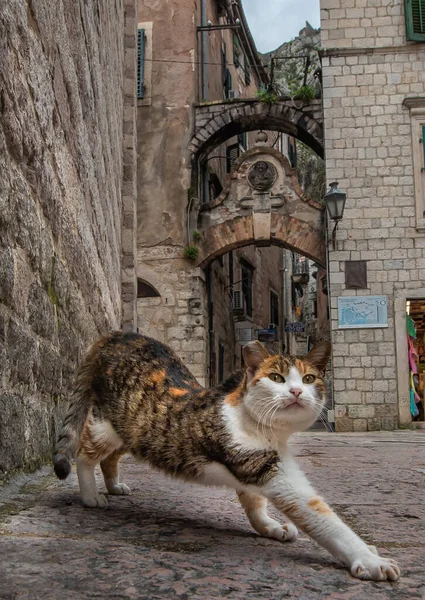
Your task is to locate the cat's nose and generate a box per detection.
[290,388,302,398]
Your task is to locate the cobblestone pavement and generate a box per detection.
[1,431,425,599]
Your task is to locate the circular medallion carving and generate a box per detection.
[247,161,277,191]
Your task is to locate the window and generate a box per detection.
[245,63,251,86]
[137,279,160,298]
[226,143,239,172]
[270,291,279,327]
[137,28,145,99]
[137,22,152,105]
[405,0,425,42]
[224,68,232,99]
[241,260,254,317]
[238,132,247,151]
[218,341,225,383]
[403,98,425,229]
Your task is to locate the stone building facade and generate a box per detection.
[136,0,280,385]
[0,0,138,474]
[321,0,425,430]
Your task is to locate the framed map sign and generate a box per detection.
[337,295,388,329]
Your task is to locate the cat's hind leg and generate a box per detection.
[238,491,298,542]
[76,418,124,508]
[76,454,109,508]
[101,448,131,496]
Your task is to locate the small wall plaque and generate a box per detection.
[345,261,367,289]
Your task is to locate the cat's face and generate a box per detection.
[241,341,331,434]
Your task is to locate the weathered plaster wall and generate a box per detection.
[0,0,132,474]
[136,0,197,249]
[321,0,425,430]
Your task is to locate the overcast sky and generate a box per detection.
[242,0,320,54]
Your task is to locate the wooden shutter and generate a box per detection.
[137,28,145,99]
[405,0,425,41]
[226,143,239,172]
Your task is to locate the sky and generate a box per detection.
[242,0,320,54]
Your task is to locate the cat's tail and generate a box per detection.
[53,343,100,480]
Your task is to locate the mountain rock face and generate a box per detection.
[260,22,321,97]
[260,23,324,204]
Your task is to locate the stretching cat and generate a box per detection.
[53,332,400,581]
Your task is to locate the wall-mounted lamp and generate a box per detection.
[323,181,346,250]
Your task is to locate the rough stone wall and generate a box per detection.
[0,0,129,474]
[321,0,425,431]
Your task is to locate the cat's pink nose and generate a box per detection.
[290,388,302,398]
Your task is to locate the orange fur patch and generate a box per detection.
[294,359,307,375]
[307,496,333,515]
[238,492,266,511]
[169,387,189,397]
[151,369,166,384]
[225,389,241,407]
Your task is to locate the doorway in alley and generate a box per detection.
[406,299,425,423]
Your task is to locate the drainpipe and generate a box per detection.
[280,250,286,354]
[324,212,335,431]
[206,264,214,387]
[201,0,207,101]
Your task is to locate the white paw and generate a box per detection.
[107,482,131,496]
[367,544,379,555]
[264,522,298,542]
[81,493,109,508]
[350,550,400,581]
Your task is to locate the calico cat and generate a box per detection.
[53,332,400,582]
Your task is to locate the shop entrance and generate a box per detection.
[406,299,425,422]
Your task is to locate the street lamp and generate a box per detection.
[324,181,346,250]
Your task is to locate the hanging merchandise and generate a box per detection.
[410,372,420,417]
[406,313,416,338]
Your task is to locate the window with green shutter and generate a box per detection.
[405,0,425,42]
[137,28,145,99]
[421,125,425,171]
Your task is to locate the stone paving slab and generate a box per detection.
[1,431,425,599]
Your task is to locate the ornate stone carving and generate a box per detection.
[247,161,277,191]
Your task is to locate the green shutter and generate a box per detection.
[137,28,145,99]
[421,125,425,172]
[405,0,425,41]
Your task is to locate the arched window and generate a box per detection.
[137,279,160,298]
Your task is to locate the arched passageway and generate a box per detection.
[189,98,324,161]
[196,147,325,268]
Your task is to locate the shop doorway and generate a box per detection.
[406,299,425,422]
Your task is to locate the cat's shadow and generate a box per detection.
[45,491,334,570]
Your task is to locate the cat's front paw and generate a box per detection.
[350,550,400,581]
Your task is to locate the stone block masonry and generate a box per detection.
[0,0,137,474]
[321,0,425,431]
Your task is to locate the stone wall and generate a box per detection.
[320,0,425,430]
[0,0,134,474]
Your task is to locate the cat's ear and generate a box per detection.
[306,341,331,373]
[242,341,270,379]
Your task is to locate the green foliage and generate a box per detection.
[183,244,199,261]
[256,90,278,105]
[294,85,316,102]
[192,230,201,242]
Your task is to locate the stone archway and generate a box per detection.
[195,146,325,268]
[190,98,323,161]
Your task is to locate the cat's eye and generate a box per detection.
[268,373,285,383]
[303,374,316,384]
